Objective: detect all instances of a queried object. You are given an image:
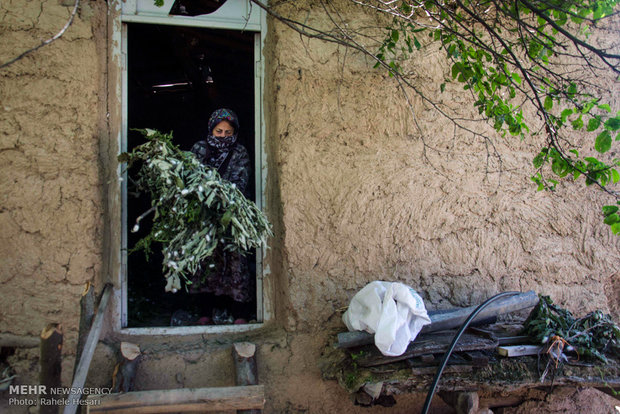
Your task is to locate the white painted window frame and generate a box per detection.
[111,0,270,335]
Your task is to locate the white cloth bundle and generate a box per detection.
[342,281,431,356]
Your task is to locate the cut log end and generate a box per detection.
[233,342,256,359]
[81,281,92,296]
[120,342,141,361]
[41,323,63,340]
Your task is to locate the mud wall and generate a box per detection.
[0,0,106,388]
[0,0,618,413]
[266,1,620,328]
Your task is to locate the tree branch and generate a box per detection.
[0,0,80,70]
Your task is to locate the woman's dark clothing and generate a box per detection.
[189,108,253,303]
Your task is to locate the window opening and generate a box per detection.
[125,23,257,327]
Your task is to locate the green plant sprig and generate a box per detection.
[522,295,620,362]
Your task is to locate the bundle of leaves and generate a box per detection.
[118,129,272,293]
[522,295,620,362]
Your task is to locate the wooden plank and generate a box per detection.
[337,291,539,349]
[63,284,113,414]
[410,365,474,376]
[357,332,498,367]
[86,386,265,413]
[497,345,543,357]
[74,282,96,379]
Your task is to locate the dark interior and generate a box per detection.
[126,23,257,327]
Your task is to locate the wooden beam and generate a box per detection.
[0,333,39,348]
[63,284,113,414]
[337,291,539,349]
[40,323,63,414]
[232,342,260,414]
[112,342,142,393]
[86,386,265,413]
[357,332,497,368]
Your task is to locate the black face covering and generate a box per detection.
[206,133,237,149]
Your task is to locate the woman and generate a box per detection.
[191,108,250,197]
[190,108,253,304]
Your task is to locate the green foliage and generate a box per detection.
[522,295,620,362]
[371,0,620,234]
[119,129,272,292]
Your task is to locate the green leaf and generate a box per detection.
[560,108,573,122]
[611,222,620,235]
[533,152,546,168]
[391,30,399,42]
[604,117,620,131]
[603,205,619,216]
[598,103,612,112]
[451,63,462,79]
[221,209,233,227]
[571,116,584,130]
[544,96,553,110]
[414,36,421,50]
[552,158,569,177]
[440,83,446,93]
[587,117,601,131]
[595,130,612,153]
[612,169,620,184]
[604,214,620,225]
[567,83,577,98]
[154,0,164,6]
[511,72,522,85]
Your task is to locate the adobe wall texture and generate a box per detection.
[0,0,618,413]
[266,1,620,326]
[0,0,107,392]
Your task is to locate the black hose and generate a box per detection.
[420,291,521,414]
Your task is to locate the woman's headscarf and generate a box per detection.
[206,108,240,150]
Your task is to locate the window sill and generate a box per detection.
[119,322,264,336]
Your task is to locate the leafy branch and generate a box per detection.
[522,295,620,362]
[153,0,620,234]
[349,0,620,233]
[119,129,272,292]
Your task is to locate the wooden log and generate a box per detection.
[0,333,39,348]
[63,284,112,414]
[74,282,96,380]
[232,342,260,414]
[112,342,141,393]
[40,323,63,414]
[438,391,480,414]
[337,291,539,349]
[85,386,265,413]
